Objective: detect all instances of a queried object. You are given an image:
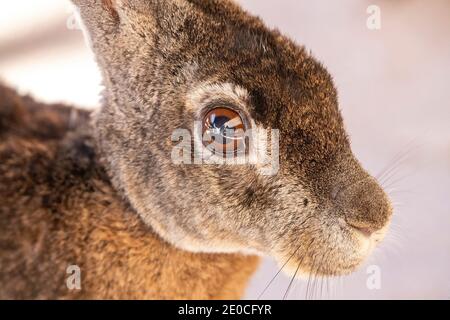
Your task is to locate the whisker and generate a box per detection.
[378,156,411,187]
[257,224,314,299]
[257,241,303,300]
[282,261,301,300]
[382,172,414,191]
[376,135,424,183]
[305,255,316,300]
[257,217,317,300]
[311,256,323,300]
[282,239,315,300]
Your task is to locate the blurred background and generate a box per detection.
[1,0,449,299]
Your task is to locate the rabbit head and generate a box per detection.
[73,0,392,277]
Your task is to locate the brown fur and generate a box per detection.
[0,85,258,299]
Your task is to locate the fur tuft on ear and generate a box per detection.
[71,0,203,88]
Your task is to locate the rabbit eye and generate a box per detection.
[202,107,246,156]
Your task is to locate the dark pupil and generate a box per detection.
[209,114,238,151]
[212,115,230,129]
[210,115,235,137]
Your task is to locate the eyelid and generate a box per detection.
[201,104,250,129]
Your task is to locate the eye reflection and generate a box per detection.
[202,107,246,156]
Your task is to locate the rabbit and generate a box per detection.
[0,0,392,299]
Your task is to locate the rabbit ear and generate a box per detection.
[72,0,194,46]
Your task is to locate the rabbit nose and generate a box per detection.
[336,175,392,235]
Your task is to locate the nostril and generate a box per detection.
[346,222,374,238]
